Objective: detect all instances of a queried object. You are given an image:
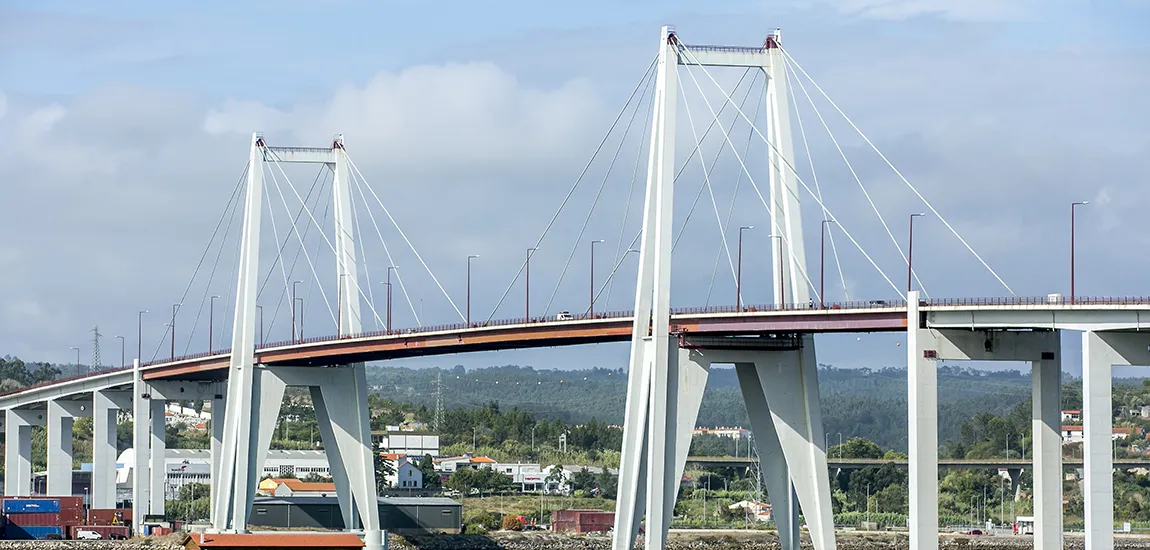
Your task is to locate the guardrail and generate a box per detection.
[8,295,1150,397]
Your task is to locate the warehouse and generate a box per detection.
[248,496,461,535]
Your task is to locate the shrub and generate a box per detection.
[467,524,488,536]
[501,515,524,531]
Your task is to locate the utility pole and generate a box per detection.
[90,325,102,373]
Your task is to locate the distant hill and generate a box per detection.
[364,364,1110,451]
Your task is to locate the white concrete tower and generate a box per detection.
[612,27,833,550]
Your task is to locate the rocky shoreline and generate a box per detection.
[0,532,1148,549]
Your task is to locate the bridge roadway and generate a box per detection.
[3,295,1149,407]
[686,456,1150,470]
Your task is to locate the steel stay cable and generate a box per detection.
[179,167,248,356]
[264,169,332,338]
[780,46,1014,296]
[265,151,387,328]
[482,56,658,324]
[349,180,384,330]
[262,172,299,339]
[256,166,330,300]
[677,60,824,302]
[345,154,462,322]
[674,72,759,299]
[152,162,247,362]
[785,61,852,301]
[678,44,903,299]
[706,75,764,306]
[271,182,333,339]
[541,62,657,318]
[781,54,925,297]
[669,68,756,252]
[348,164,422,328]
[264,154,338,325]
[605,65,657,310]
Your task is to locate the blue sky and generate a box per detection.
[1,1,1149,376]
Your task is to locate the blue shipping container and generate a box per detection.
[3,524,64,540]
[2,499,60,514]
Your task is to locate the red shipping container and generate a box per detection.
[5,512,62,526]
[57,497,82,510]
[86,508,130,525]
[577,511,614,525]
[69,525,131,539]
[152,526,172,536]
[117,508,133,522]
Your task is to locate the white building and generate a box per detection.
[492,463,544,491]
[116,448,333,499]
[372,432,440,456]
[1061,410,1082,423]
[1061,426,1143,444]
[392,459,424,489]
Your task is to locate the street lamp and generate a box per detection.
[114,336,125,369]
[467,255,479,325]
[770,235,784,305]
[70,346,80,377]
[1071,201,1089,304]
[737,226,753,311]
[907,213,926,293]
[291,280,303,343]
[170,303,182,361]
[385,266,397,332]
[820,220,836,308]
[209,295,221,353]
[296,298,305,341]
[256,305,264,347]
[137,310,149,364]
[526,249,538,321]
[589,240,605,318]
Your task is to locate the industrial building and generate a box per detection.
[247,496,461,535]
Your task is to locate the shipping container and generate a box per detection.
[3,524,65,540]
[86,508,130,525]
[68,525,131,540]
[5,512,62,527]
[2,499,60,514]
[578,511,615,525]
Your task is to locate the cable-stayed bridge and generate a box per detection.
[2,26,1143,550]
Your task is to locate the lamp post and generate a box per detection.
[137,310,148,364]
[70,346,80,376]
[1071,201,1089,304]
[737,226,753,311]
[113,335,125,369]
[291,280,303,343]
[170,303,181,361]
[467,255,479,325]
[386,266,397,332]
[296,298,305,341]
[209,295,220,353]
[820,220,835,308]
[526,248,538,321]
[589,240,605,318]
[907,213,925,293]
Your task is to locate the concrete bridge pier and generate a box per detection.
[47,398,91,496]
[612,335,833,550]
[92,390,131,509]
[906,292,1062,550]
[1081,331,1150,550]
[4,408,45,496]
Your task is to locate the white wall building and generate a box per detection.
[373,432,440,456]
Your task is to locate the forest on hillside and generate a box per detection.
[365,364,1137,451]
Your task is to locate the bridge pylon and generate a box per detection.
[208,132,381,550]
[612,26,832,550]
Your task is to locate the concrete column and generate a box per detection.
[92,391,129,509]
[907,292,939,550]
[47,399,90,496]
[46,400,74,496]
[1082,331,1113,550]
[1007,469,1023,502]
[209,393,226,525]
[5,408,43,496]
[1032,354,1062,549]
[150,398,166,514]
[734,362,798,550]
[132,362,150,537]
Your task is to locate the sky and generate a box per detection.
[1,0,1149,376]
